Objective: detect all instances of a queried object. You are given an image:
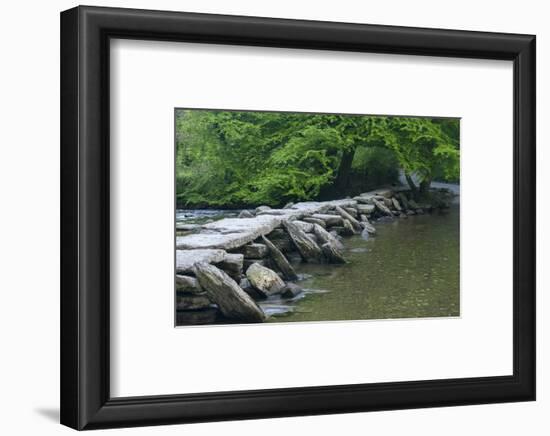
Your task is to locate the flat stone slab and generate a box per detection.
[176,215,284,250]
[311,213,344,226]
[283,198,358,217]
[356,204,375,214]
[355,186,395,201]
[176,249,226,273]
[176,199,357,251]
[176,223,202,231]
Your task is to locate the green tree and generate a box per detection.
[370,117,460,197]
[175,110,458,207]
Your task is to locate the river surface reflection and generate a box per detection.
[266,204,460,322]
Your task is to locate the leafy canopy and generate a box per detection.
[175,110,459,207]
[369,117,460,186]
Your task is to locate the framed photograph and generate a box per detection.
[172,108,461,327]
[60,6,535,430]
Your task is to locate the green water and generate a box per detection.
[268,205,460,322]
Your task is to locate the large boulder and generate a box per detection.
[177,215,284,250]
[255,205,272,214]
[335,206,362,232]
[195,262,266,322]
[283,220,323,262]
[341,219,357,236]
[244,243,269,259]
[176,249,226,274]
[354,195,374,205]
[266,228,294,253]
[359,215,377,234]
[343,207,359,218]
[244,258,268,270]
[246,262,286,297]
[313,223,344,250]
[330,226,345,236]
[372,198,394,217]
[239,277,264,299]
[217,253,244,281]
[356,204,375,215]
[311,213,343,227]
[175,275,203,294]
[321,242,347,264]
[238,209,254,218]
[282,282,303,298]
[303,217,326,228]
[391,197,402,211]
[292,220,315,233]
[261,235,298,281]
[374,189,394,198]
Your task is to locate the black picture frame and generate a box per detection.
[60,5,536,430]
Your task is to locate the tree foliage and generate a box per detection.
[176,110,459,207]
[369,117,460,193]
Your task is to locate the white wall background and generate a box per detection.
[0,0,546,435]
[110,40,514,397]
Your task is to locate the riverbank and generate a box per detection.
[175,186,457,326]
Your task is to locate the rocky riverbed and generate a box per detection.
[175,186,456,326]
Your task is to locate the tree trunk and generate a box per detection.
[419,177,432,196]
[405,173,418,195]
[333,147,357,193]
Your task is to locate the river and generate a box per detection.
[266,204,460,322]
[176,196,460,323]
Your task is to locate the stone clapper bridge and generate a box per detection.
[175,187,450,325]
